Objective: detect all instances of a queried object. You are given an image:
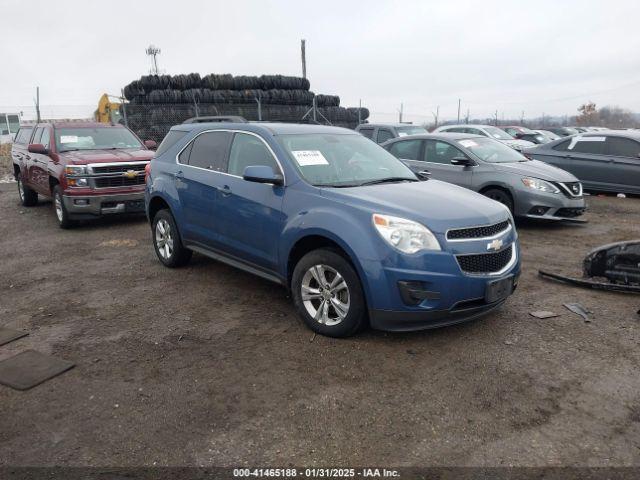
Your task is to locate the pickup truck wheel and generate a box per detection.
[52,185,74,229]
[291,249,366,338]
[483,188,514,213]
[152,209,192,267]
[17,174,38,207]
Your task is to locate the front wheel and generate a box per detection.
[483,188,514,214]
[17,173,38,207]
[52,185,74,229]
[152,209,192,267]
[291,249,366,337]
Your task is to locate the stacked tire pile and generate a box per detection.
[123,73,369,143]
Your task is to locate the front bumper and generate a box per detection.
[513,188,586,221]
[62,191,146,219]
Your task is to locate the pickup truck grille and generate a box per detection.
[456,245,514,274]
[94,176,145,188]
[89,162,149,189]
[447,220,510,240]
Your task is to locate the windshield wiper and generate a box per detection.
[313,183,361,188]
[358,177,419,186]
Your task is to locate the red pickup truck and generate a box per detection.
[12,122,156,228]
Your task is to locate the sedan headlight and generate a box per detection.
[373,214,440,254]
[521,177,560,194]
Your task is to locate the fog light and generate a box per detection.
[528,206,549,216]
[74,199,89,206]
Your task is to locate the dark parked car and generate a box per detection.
[546,127,580,137]
[146,122,520,337]
[384,133,585,221]
[355,123,427,144]
[12,122,156,228]
[524,131,640,194]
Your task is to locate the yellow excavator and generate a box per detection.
[94,94,124,124]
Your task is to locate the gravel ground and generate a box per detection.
[0,183,638,468]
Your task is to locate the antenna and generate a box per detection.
[146,45,162,75]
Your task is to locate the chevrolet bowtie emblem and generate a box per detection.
[124,170,137,179]
[487,239,503,251]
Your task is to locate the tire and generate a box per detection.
[52,185,74,229]
[152,209,192,268]
[291,249,366,338]
[483,188,514,214]
[17,173,38,207]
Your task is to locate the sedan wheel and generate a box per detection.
[301,264,350,326]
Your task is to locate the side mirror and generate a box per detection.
[144,140,157,150]
[416,170,431,180]
[451,156,474,166]
[28,143,48,154]
[243,165,284,186]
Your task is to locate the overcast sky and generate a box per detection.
[2,0,640,123]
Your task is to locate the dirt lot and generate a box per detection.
[0,182,639,468]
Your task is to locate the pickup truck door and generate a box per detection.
[12,127,33,184]
[174,130,233,249]
[28,126,53,195]
[422,139,474,188]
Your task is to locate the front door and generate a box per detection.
[29,126,52,195]
[215,132,285,272]
[422,139,474,188]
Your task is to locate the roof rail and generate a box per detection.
[182,116,248,124]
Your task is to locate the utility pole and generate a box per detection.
[358,99,362,125]
[494,110,498,126]
[432,106,439,129]
[35,87,41,123]
[301,39,307,79]
[466,108,470,124]
[457,98,461,123]
[398,102,403,123]
[521,111,525,126]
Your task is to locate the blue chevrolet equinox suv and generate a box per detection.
[145,122,521,337]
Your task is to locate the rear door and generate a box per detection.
[175,130,233,248]
[603,136,640,193]
[215,132,285,272]
[12,127,33,184]
[422,139,474,187]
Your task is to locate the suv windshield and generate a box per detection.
[483,127,514,141]
[457,137,526,163]
[397,126,427,137]
[55,127,142,152]
[277,133,416,187]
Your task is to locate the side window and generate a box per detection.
[359,128,374,139]
[376,129,394,144]
[15,128,33,145]
[228,133,280,177]
[40,128,51,149]
[32,127,44,144]
[568,137,606,155]
[424,140,465,164]
[606,137,640,158]
[388,140,421,160]
[186,131,233,171]
[552,140,571,152]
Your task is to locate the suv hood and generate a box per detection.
[493,159,578,182]
[321,180,510,234]
[61,149,153,164]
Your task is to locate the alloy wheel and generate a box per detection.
[301,264,350,326]
[54,194,64,222]
[18,178,25,202]
[155,219,174,260]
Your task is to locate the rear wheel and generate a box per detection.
[483,188,514,214]
[52,185,74,229]
[291,249,366,338]
[152,209,192,267]
[17,173,38,207]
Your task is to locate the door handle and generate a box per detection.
[220,185,232,197]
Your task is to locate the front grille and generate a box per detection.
[456,245,513,274]
[94,176,145,188]
[92,164,146,174]
[447,220,510,240]
[558,181,582,197]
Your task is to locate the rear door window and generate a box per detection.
[376,129,394,144]
[606,136,640,158]
[388,140,421,160]
[15,127,33,145]
[185,131,233,171]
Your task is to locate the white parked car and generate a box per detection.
[433,124,534,152]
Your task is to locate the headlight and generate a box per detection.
[521,177,560,194]
[64,166,89,187]
[372,214,440,254]
[64,165,87,176]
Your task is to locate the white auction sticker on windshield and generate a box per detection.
[459,140,478,148]
[291,150,329,166]
[60,135,78,144]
